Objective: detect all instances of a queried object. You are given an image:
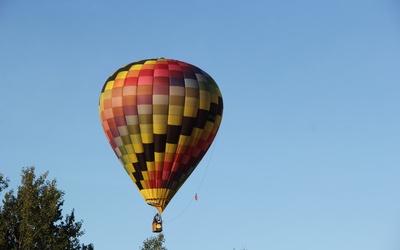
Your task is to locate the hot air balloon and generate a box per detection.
[98,58,223,232]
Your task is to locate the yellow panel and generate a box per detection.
[199,90,210,110]
[153,105,169,116]
[153,123,167,134]
[167,115,182,125]
[139,188,178,214]
[133,143,144,153]
[144,60,157,65]
[165,143,177,154]
[185,87,198,97]
[104,89,112,99]
[99,95,105,111]
[130,133,142,143]
[210,92,218,103]
[147,161,155,172]
[104,81,114,91]
[139,124,153,134]
[183,97,198,117]
[168,105,184,116]
[177,135,191,146]
[153,114,167,124]
[154,152,165,162]
[141,134,153,144]
[120,155,131,165]
[130,64,143,70]
[116,71,128,79]
[128,172,137,182]
[124,144,134,154]
[140,189,151,200]
[128,153,138,163]
[140,180,148,189]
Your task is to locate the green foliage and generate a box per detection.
[140,233,167,250]
[0,166,94,250]
[0,174,9,193]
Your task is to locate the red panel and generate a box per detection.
[139,69,154,76]
[124,77,138,86]
[154,68,169,77]
[138,76,153,85]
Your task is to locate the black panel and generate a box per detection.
[218,96,223,115]
[181,117,195,136]
[154,134,167,152]
[134,178,143,190]
[209,102,218,115]
[195,109,208,129]
[143,143,155,162]
[135,153,148,171]
[166,125,181,144]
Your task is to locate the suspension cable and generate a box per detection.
[163,136,218,224]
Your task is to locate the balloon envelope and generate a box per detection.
[99,58,223,213]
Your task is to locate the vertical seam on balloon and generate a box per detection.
[159,59,169,206]
[164,60,185,199]
[150,59,157,204]
[134,62,145,190]
[121,65,133,182]
[164,59,175,202]
[171,64,200,194]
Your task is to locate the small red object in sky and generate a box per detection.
[194,193,198,201]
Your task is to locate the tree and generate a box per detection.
[140,233,167,250]
[0,173,8,193]
[0,166,94,250]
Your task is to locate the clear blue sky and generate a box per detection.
[1,1,400,249]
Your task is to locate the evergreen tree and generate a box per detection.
[0,166,93,250]
[0,174,8,193]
